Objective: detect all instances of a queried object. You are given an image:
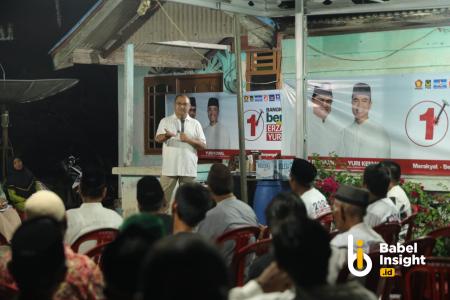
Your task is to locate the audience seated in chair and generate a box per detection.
[247,191,307,281]
[197,163,258,263]
[172,183,213,234]
[289,158,331,219]
[102,214,166,300]
[137,233,230,300]
[380,160,412,218]
[9,217,67,300]
[4,156,40,213]
[65,167,123,249]
[329,185,384,283]
[136,176,172,234]
[230,218,377,300]
[0,190,105,300]
[363,163,400,227]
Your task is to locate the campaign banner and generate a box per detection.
[307,74,450,175]
[166,91,289,159]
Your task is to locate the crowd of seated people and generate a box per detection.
[1,156,444,300]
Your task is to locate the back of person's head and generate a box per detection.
[9,217,67,296]
[380,160,401,184]
[174,183,213,227]
[207,163,233,196]
[272,218,330,288]
[137,233,230,300]
[136,176,165,212]
[290,158,317,188]
[265,192,307,229]
[25,190,66,222]
[102,214,165,300]
[363,163,390,198]
[80,166,107,199]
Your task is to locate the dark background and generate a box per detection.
[0,0,118,183]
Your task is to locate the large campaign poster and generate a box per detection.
[166,90,289,158]
[307,74,450,175]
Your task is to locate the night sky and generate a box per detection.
[0,0,118,180]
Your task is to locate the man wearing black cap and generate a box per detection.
[189,97,197,119]
[203,97,231,149]
[289,158,331,219]
[337,82,391,158]
[307,83,340,156]
[328,184,385,283]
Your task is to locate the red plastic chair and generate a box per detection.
[317,212,334,232]
[374,222,401,245]
[84,242,109,267]
[232,238,272,286]
[216,226,261,266]
[427,225,450,240]
[71,228,119,253]
[401,213,418,242]
[403,257,450,300]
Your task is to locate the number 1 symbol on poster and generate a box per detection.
[244,109,264,141]
[406,101,448,147]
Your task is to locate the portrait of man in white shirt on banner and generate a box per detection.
[203,97,231,149]
[307,83,340,156]
[337,82,391,158]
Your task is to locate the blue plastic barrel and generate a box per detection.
[253,180,283,225]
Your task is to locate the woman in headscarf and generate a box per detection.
[5,157,38,213]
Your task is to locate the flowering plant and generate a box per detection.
[311,154,450,256]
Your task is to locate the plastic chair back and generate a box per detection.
[427,225,450,240]
[84,242,109,267]
[233,238,272,286]
[401,213,418,242]
[404,257,450,300]
[317,212,334,232]
[71,228,118,253]
[374,222,401,245]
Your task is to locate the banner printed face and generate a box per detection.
[166,91,285,158]
[307,74,450,175]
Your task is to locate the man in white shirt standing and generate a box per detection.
[380,160,412,218]
[363,163,400,227]
[65,167,123,251]
[203,97,231,149]
[337,83,391,158]
[307,83,340,156]
[156,95,206,211]
[289,158,331,219]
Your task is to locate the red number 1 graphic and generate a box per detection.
[419,107,434,140]
[247,114,256,136]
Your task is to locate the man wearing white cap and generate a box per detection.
[0,190,105,300]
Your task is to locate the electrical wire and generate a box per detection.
[308,28,439,62]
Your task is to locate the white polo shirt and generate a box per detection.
[156,114,206,177]
[301,187,332,219]
[364,197,401,227]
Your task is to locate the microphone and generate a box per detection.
[180,118,185,133]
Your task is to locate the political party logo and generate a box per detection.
[269,94,275,101]
[263,95,269,102]
[250,96,254,102]
[347,235,372,277]
[275,94,281,101]
[415,80,423,89]
[433,79,447,89]
[425,80,432,89]
[244,95,250,102]
[255,95,263,102]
